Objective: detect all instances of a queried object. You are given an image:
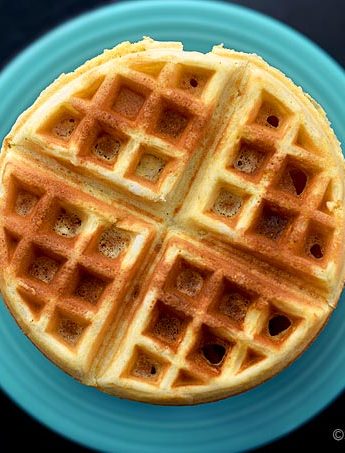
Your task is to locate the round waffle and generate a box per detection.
[1,38,344,404]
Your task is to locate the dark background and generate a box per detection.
[0,0,344,451]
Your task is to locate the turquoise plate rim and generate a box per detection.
[1,1,345,452]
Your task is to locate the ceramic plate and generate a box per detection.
[1,1,345,451]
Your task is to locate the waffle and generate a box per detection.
[1,38,345,405]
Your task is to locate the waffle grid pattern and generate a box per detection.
[1,42,342,402]
[2,164,154,359]
[36,60,228,202]
[102,236,325,391]
[181,80,336,285]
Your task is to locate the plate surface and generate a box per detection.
[0,1,345,452]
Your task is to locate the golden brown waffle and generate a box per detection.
[1,38,345,404]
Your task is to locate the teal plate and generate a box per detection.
[1,1,345,452]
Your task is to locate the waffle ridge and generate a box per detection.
[1,38,345,404]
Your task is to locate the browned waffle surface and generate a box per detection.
[0,155,157,378]
[98,234,329,403]
[1,38,344,404]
